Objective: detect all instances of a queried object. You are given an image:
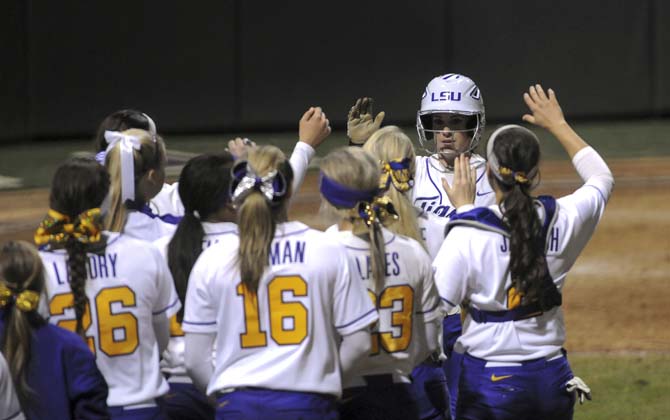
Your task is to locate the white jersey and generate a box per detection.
[182,221,378,397]
[40,233,181,407]
[0,353,23,420]
[433,147,614,362]
[416,209,448,259]
[324,225,443,386]
[150,183,184,217]
[153,221,239,381]
[411,154,495,219]
[124,210,177,242]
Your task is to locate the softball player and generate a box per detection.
[153,153,238,420]
[362,127,450,419]
[103,128,177,241]
[93,109,185,221]
[319,147,443,420]
[348,74,496,416]
[182,145,377,420]
[36,157,181,419]
[433,85,611,419]
[0,240,108,419]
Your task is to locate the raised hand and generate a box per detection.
[522,84,566,131]
[227,137,256,160]
[347,97,385,145]
[299,107,332,149]
[441,155,476,208]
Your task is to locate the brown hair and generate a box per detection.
[0,241,46,408]
[488,126,561,310]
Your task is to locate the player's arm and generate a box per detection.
[346,97,385,146]
[184,332,216,393]
[64,338,110,419]
[412,247,445,365]
[153,315,170,355]
[432,233,470,313]
[289,107,332,194]
[339,328,372,383]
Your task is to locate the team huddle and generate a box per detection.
[0,74,613,420]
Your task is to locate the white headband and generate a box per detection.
[486,124,540,184]
[142,112,158,140]
[104,130,142,203]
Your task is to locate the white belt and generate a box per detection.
[484,350,564,367]
[120,399,157,410]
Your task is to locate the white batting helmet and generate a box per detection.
[416,73,486,155]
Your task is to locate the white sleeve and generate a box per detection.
[151,247,181,319]
[153,314,170,355]
[289,141,316,195]
[339,329,372,384]
[432,231,469,312]
[555,147,614,267]
[0,354,23,420]
[414,246,445,323]
[182,254,219,334]
[184,332,216,394]
[332,248,379,336]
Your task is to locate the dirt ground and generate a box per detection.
[1,157,668,352]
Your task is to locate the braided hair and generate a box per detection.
[48,158,110,338]
[488,126,561,310]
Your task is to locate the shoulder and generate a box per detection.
[446,206,507,238]
[111,233,162,256]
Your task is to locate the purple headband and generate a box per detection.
[319,173,379,209]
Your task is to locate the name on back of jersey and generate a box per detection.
[354,252,400,280]
[50,253,118,284]
[269,239,305,265]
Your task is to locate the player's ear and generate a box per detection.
[146,168,163,185]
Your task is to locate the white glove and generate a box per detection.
[347,97,385,145]
[566,376,592,404]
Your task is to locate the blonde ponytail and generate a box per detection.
[233,146,293,293]
[104,128,165,231]
[319,147,397,292]
[364,126,425,249]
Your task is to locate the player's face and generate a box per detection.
[432,113,473,164]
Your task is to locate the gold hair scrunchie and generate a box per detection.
[0,283,40,312]
[352,196,399,236]
[34,208,103,246]
[499,166,529,184]
[379,159,413,193]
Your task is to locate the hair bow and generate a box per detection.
[34,208,103,246]
[104,130,142,203]
[356,196,399,229]
[0,283,40,312]
[230,161,287,205]
[499,166,529,184]
[486,124,539,185]
[379,158,413,192]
